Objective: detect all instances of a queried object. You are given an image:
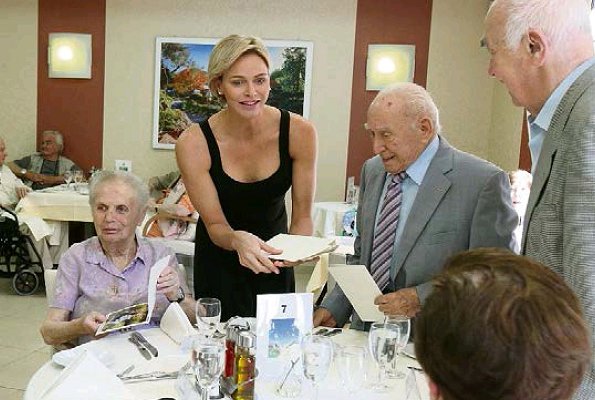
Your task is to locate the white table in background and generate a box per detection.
[25,327,427,400]
[312,202,356,238]
[16,188,92,223]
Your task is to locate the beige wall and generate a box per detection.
[104,0,357,201]
[1,1,523,201]
[0,0,38,158]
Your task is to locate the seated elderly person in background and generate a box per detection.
[415,248,590,400]
[145,170,198,241]
[40,171,195,347]
[0,137,30,206]
[508,169,532,253]
[8,130,79,190]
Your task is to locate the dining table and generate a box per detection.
[25,326,429,400]
[15,185,92,223]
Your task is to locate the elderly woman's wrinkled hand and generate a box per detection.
[157,265,180,300]
[78,311,107,336]
[232,231,282,275]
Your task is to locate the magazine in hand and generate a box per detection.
[96,256,170,335]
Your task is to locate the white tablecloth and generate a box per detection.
[16,189,92,223]
[312,202,356,238]
[25,327,428,400]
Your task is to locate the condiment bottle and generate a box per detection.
[233,331,256,400]
[225,325,241,378]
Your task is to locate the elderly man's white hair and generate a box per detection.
[42,130,64,152]
[487,0,592,51]
[372,82,442,135]
[89,170,149,213]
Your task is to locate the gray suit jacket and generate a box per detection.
[322,136,517,328]
[523,63,595,400]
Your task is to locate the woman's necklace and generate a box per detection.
[105,244,137,270]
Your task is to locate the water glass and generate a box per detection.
[195,297,221,338]
[63,170,73,189]
[336,345,366,397]
[73,169,84,190]
[385,315,411,379]
[368,322,400,392]
[301,334,333,400]
[191,337,225,400]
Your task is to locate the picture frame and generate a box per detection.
[152,37,314,149]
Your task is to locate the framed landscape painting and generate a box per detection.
[152,37,314,149]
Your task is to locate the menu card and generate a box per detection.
[96,255,170,335]
[266,233,338,262]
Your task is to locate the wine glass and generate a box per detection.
[336,345,366,397]
[195,297,221,338]
[63,170,73,189]
[301,333,333,400]
[191,337,225,400]
[73,169,84,190]
[368,321,400,392]
[385,315,411,379]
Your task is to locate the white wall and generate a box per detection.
[103,0,357,201]
[0,0,37,158]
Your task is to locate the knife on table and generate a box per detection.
[128,336,152,360]
[132,331,159,357]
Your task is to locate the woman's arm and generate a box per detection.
[176,124,281,274]
[40,308,106,346]
[288,114,318,236]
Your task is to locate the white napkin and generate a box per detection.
[266,233,337,262]
[160,302,195,344]
[41,350,133,400]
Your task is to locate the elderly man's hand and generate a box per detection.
[374,288,421,318]
[28,172,45,184]
[16,186,30,199]
[77,311,106,336]
[313,307,337,328]
[157,265,180,300]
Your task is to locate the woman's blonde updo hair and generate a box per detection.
[208,34,270,102]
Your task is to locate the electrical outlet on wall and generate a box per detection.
[115,159,132,172]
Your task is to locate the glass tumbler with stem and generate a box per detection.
[73,169,84,190]
[63,170,72,189]
[385,315,411,379]
[195,297,221,338]
[336,345,366,398]
[191,337,225,400]
[301,333,333,400]
[368,321,400,392]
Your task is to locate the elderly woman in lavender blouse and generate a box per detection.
[40,171,194,347]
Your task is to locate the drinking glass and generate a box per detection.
[191,337,225,400]
[63,170,73,189]
[368,322,400,392]
[336,345,366,397]
[385,315,411,379]
[301,334,333,400]
[73,169,84,190]
[195,297,221,338]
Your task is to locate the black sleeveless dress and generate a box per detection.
[195,109,294,320]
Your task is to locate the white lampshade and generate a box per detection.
[366,44,415,91]
[48,33,92,79]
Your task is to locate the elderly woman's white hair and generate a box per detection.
[372,82,442,135]
[89,170,149,213]
[487,0,591,51]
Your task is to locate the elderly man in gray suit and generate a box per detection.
[314,83,517,330]
[485,1,595,398]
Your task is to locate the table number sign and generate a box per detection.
[255,293,313,385]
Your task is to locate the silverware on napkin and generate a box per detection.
[131,331,158,357]
[128,336,152,360]
[120,371,179,382]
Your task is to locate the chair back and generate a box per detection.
[44,269,57,306]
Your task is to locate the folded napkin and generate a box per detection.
[160,302,195,344]
[41,349,133,400]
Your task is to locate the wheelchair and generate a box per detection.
[0,206,44,295]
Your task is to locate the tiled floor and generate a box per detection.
[0,277,50,400]
[0,265,315,400]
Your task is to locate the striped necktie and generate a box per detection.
[370,172,407,290]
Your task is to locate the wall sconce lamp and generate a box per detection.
[48,33,92,79]
[366,44,415,91]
